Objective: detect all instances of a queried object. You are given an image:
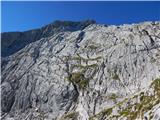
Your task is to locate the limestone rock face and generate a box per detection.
[1,20,160,120]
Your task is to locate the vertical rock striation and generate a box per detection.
[1,20,160,120]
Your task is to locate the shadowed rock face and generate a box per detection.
[1,19,96,57]
[1,20,160,120]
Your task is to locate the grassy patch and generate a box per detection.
[119,110,130,116]
[61,112,78,120]
[69,72,89,89]
[73,64,98,70]
[89,107,113,120]
[72,55,102,62]
[151,78,160,97]
[88,44,99,50]
[108,93,117,100]
[101,108,113,116]
[112,73,119,80]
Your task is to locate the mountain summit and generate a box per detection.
[1,20,160,120]
[1,19,96,57]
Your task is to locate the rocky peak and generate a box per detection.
[50,19,96,28]
[1,19,96,57]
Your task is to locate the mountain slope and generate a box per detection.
[1,20,160,120]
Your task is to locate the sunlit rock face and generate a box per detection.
[1,20,160,120]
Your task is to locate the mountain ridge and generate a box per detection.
[1,19,96,57]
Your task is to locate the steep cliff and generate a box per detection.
[1,20,160,120]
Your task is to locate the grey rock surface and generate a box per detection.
[1,20,160,120]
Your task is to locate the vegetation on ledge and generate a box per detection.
[65,55,100,90]
[60,112,78,120]
[89,78,160,120]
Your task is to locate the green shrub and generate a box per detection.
[112,73,119,80]
[102,108,113,116]
[108,93,117,100]
[88,45,99,50]
[119,110,130,116]
[61,112,78,120]
[69,72,89,90]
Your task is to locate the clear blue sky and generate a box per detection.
[1,1,160,32]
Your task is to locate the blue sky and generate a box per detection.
[1,1,160,32]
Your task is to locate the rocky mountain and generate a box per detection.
[1,20,160,120]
